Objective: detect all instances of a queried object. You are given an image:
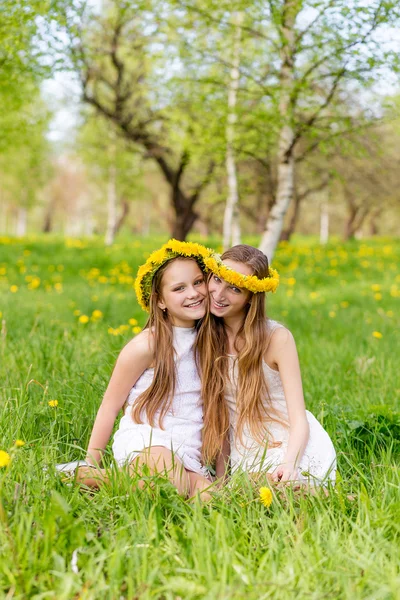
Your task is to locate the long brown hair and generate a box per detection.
[196,245,286,464]
[131,257,202,428]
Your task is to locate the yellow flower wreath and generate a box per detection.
[204,254,279,293]
[134,239,214,311]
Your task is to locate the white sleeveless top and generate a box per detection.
[226,320,336,483]
[112,326,209,478]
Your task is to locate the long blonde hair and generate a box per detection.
[131,257,202,427]
[196,245,286,464]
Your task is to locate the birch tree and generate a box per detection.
[223,12,243,250]
[256,0,400,259]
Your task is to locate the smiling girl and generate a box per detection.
[198,244,336,487]
[71,240,214,498]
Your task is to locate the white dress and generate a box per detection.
[227,320,336,485]
[112,326,209,478]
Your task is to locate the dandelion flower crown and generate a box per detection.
[134,239,214,311]
[204,253,279,293]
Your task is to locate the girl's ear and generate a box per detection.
[157,298,166,311]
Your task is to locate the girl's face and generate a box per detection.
[208,259,252,320]
[158,259,207,327]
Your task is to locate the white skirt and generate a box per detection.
[230,410,337,486]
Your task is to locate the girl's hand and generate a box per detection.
[271,463,299,484]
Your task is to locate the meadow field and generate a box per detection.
[0,235,399,600]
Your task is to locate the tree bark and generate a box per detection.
[16,205,27,237]
[223,12,243,251]
[281,189,301,241]
[105,159,117,246]
[114,198,130,236]
[258,1,298,261]
[320,203,329,244]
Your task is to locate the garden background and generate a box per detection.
[1,1,399,598]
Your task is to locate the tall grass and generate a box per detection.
[0,235,399,599]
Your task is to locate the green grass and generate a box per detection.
[0,234,399,599]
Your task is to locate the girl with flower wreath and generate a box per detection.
[61,240,215,500]
[197,244,336,487]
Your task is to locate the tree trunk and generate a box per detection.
[369,207,382,236]
[258,1,298,261]
[16,205,27,237]
[320,203,329,244]
[281,189,301,241]
[114,198,130,236]
[223,12,243,251]
[171,207,198,240]
[259,129,295,259]
[105,152,117,246]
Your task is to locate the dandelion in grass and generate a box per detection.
[78,315,89,324]
[329,311,336,318]
[259,487,273,508]
[372,331,382,339]
[129,318,138,325]
[48,400,58,408]
[0,451,11,467]
[10,285,18,293]
[15,440,25,447]
[132,326,142,335]
[91,309,103,320]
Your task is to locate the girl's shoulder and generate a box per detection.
[118,327,154,367]
[265,320,296,366]
[267,319,294,344]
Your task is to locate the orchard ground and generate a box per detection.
[0,235,399,599]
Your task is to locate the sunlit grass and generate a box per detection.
[0,235,399,598]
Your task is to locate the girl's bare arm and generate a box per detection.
[266,327,309,482]
[85,330,153,466]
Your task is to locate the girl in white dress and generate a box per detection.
[197,244,336,487]
[75,240,214,498]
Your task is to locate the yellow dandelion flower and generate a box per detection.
[259,487,273,508]
[91,309,103,319]
[287,277,296,286]
[10,285,18,293]
[340,301,349,308]
[0,450,11,467]
[15,440,25,447]
[73,309,81,316]
[54,283,63,292]
[129,318,138,325]
[372,331,382,339]
[329,311,336,318]
[48,399,59,407]
[133,326,142,334]
[371,284,381,292]
[78,315,89,324]
[309,292,318,299]
[374,293,382,301]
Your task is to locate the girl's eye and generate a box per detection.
[194,279,204,286]
[173,286,185,292]
[213,275,221,283]
[230,286,241,294]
